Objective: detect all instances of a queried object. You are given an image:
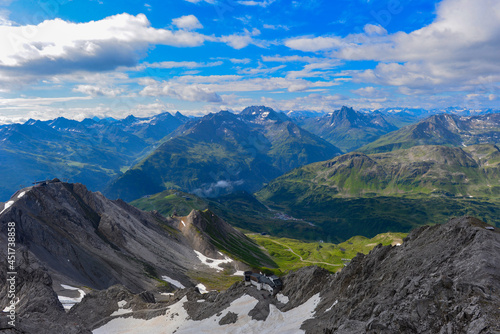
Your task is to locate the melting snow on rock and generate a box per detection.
[161,275,186,289]
[93,293,321,334]
[58,284,86,310]
[194,250,233,271]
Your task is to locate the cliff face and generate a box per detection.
[0,180,200,292]
[303,216,500,333]
[90,216,500,334]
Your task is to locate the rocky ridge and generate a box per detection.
[47,216,500,333]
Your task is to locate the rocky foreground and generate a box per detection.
[1,215,498,333]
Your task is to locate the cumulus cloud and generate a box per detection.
[363,24,387,36]
[0,13,209,84]
[218,28,261,49]
[138,75,338,104]
[172,15,203,30]
[285,36,343,52]
[351,86,388,98]
[285,0,500,95]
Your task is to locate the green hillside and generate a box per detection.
[256,145,500,240]
[248,231,407,273]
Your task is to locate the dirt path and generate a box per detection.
[267,239,342,267]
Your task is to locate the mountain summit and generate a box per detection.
[105,107,341,201]
[299,106,397,152]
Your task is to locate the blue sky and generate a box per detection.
[0,0,498,123]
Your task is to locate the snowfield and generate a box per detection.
[93,293,321,334]
[194,250,233,271]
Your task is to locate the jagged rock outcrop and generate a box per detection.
[90,216,500,334]
[176,209,274,268]
[0,247,90,333]
[0,180,199,293]
[303,216,500,333]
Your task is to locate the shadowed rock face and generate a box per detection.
[302,216,500,334]
[0,180,199,293]
[0,248,91,334]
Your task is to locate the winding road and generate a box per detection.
[267,239,343,267]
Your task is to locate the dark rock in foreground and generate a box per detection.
[303,216,500,333]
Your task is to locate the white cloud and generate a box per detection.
[285,0,500,96]
[262,55,321,63]
[285,36,343,52]
[262,24,289,30]
[73,85,123,97]
[229,58,251,64]
[172,15,203,30]
[351,86,388,98]
[218,28,261,49]
[184,0,215,3]
[286,61,341,79]
[238,64,285,75]
[363,24,387,36]
[144,60,223,69]
[139,75,338,101]
[0,9,12,26]
[237,0,276,7]
[140,83,222,103]
[0,13,209,85]
[218,34,253,49]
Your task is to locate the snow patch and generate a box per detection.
[196,283,209,294]
[194,250,233,271]
[325,299,338,312]
[276,293,289,304]
[161,275,186,289]
[58,284,85,310]
[17,191,26,199]
[93,293,321,334]
[181,220,186,227]
[261,111,270,118]
[232,270,245,276]
[110,300,132,317]
[0,201,14,215]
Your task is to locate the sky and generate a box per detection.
[0,0,498,123]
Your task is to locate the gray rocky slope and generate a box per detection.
[1,181,499,333]
[90,216,500,334]
[0,180,253,333]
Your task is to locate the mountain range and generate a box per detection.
[0,180,274,293]
[1,105,500,333]
[298,106,398,152]
[0,112,187,201]
[254,144,500,240]
[360,113,500,153]
[105,106,341,202]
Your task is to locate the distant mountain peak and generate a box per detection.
[240,105,289,122]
